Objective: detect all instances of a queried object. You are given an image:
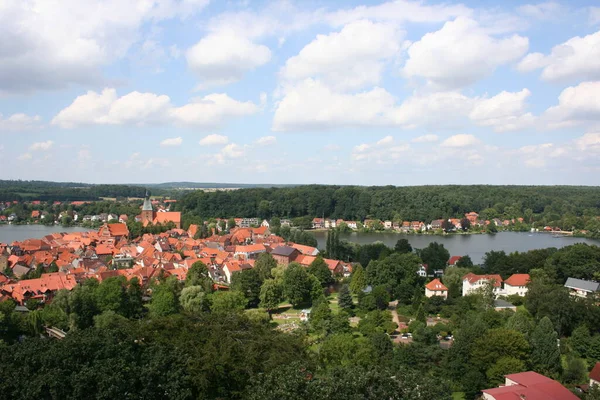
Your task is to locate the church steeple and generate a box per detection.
[142,190,153,211]
[141,190,154,226]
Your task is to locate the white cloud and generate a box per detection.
[220,143,245,159]
[199,134,229,146]
[17,153,32,161]
[160,137,183,147]
[52,89,260,128]
[0,0,209,93]
[255,136,276,146]
[376,136,394,146]
[403,17,528,89]
[272,79,395,131]
[412,134,439,143]
[544,81,600,128]
[517,30,600,82]
[280,20,402,91]
[0,113,42,131]
[440,134,480,148]
[390,91,474,128]
[326,0,472,26]
[186,31,271,88]
[574,132,600,151]
[469,89,535,132]
[29,140,54,151]
[517,2,563,20]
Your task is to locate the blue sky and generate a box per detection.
[1,0,600,185]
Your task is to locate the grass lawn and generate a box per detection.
[452,392,465,400]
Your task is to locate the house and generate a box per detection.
[431,219,444,230]
[504,274,530,296]
[289,243,319,256]
[401,221,411,232]
[324,219,337,229]
[494,299,516,311]
[31,210,40,219]
[425,279,448,299]
[465,212,479,224]
[448,256,462,266]
[234,244,267,260]
[240,218,259,228]
[261,219,270,228]
[589,362,600,387]
[345,221,358,230]
[493,218,503,226]
[140,193,181,228]
[564,277,600,298]
[98,223,130,241]
[271,245,300,266]
[383,220,392,230]
[222,262,241,283]
[119,214,129,223]
[312,218,324,229]
[417,264,428,278]
[481,371,577,400]
[462,273,503,296]
[411,221,425,231]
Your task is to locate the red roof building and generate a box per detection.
[425,278,448,299]
[590,362,600,386]
[482,371,577,400]
[448,255,462,266]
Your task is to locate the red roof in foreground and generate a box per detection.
[590,362,600,382]
[504,273,530,287]
[482,371,577,400]
[463,272,503,287]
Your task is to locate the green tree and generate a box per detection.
[456,255,474,268]
[148,277,180,317]
[471,328,530,372]
[310,299,332,333]
[282,263,312,307]
[415,303,426,324]
[254,253,277,281]
[505,311,534,337]
[349,264,367,295]
[210,290,248,313]
[394,238,412,254]
[563,355,587,385]
[338,285,354,312]
[231,268,262,308]
[486,357,526,387]
[94,276,127,314]
[308,256,333,286]
[570,325,591,357]
[259,279,283,314]
[227,217,236,230]
[126,277,144,318]
[180,285,211,313]
[185,261,213,292]
[530,316,561,377]
[419,242,450,271]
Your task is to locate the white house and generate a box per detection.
[462,273,503,297]
[222,262,241,283]
[346,221,358,230]
[417,265,428,278]
[384,220,392,230]
[564,277,600,298]
[261,219,270,228]
[425,279,448,299]
[503,274,530,296]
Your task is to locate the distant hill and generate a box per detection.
[141,182,297,189]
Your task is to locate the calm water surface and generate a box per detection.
[312,231,600,264]
[0,225,91,244]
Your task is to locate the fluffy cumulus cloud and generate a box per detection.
[255,136,276,146]
[517,30,600,82]
[272,79,395,131]
[517,2,563,20]
[440,134,480,148]
[352,136,410,163]
[412,134,439,143]
[29,140,54,151]
[544,81,600,128]
[280,20,402,91]
[0,113,42,131]
[389,91,474,128]
[52,89,260,128]
[186,31,272,88]
[326,0,472,26]
[0,0,209,93]
[469,89,535,132]
[160,137,183,147]
[199,134,229,146]
[402,17,528,89]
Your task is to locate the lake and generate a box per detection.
[0,225,92,244]
[312,231,600,264]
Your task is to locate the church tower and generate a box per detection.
[141,190,154,226]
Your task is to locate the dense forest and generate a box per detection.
[0,180,157,201]
[176,185,600,223]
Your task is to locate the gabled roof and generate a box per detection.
[564,277,600,292]
[590,362,600,382]
[482,371,577,400]
[448,256,462,266]
[425,278,448,291]
[504,274,530,287]
[463,272,503,287]
[271,245,298,257]
[289,243,319,256]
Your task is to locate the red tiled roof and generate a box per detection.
[425,278,448,291]
[153,212,181,225]
[590,362,600,383]
[504,274,530,287]
[448,256,462,266]
[463,272,503,287]
[483,371,577,400]
[289,243,319,255]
